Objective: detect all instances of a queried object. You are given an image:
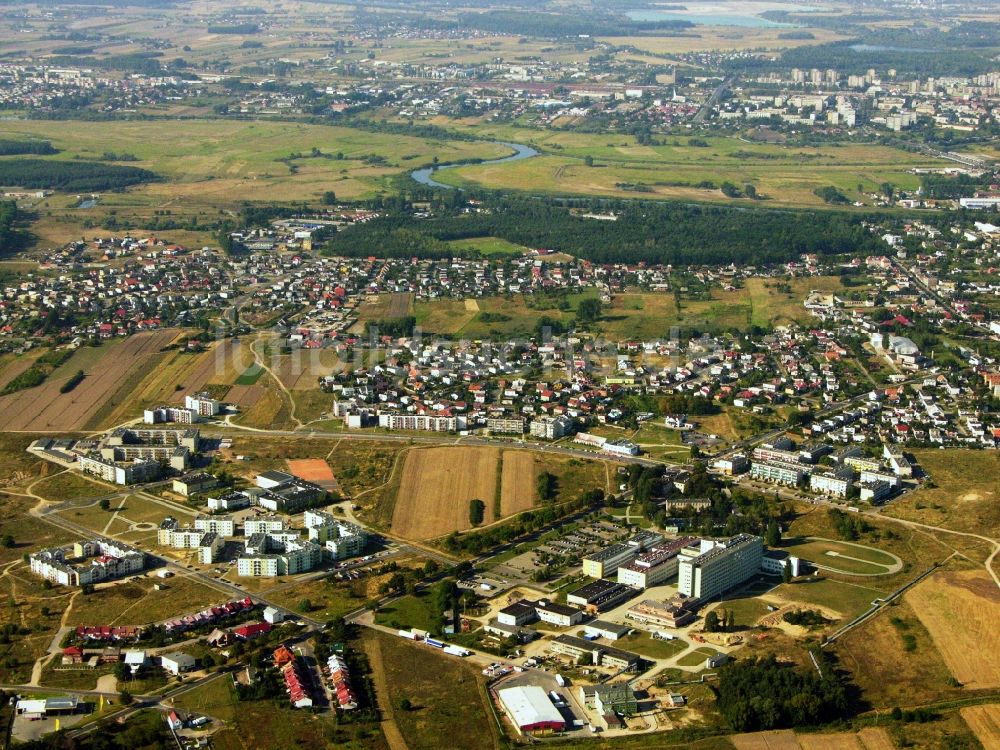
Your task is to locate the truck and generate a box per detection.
[653,631,675,641]
[397,629,418,640]
[555,673,566,688]
[443,645,471,657]
[549,691,566,706]
[425,638,445,649]
[189,716,210,728]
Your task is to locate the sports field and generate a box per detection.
[904,568,1000,689]
[782,537,901,576]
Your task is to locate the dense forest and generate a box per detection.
[323,198,886,266]
[0,139,58,156]
[0,159,157,191]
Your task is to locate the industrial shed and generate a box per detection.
[497,685,565,734]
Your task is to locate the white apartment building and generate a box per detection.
[677,535,764,601]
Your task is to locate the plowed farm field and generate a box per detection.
[905,568,1000,689]
[0,330,177,431]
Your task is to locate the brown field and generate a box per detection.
[904,568,1000,689]
[961,704,1000,748]
[500,451,539,517]
[386,292,414,319]
[224,384,266,408]
[0,353,40,391]
[391,447,500,540]
[730,731,801,750]
[836,597,963,709]
[731,728,895,750]
[0,330,178,431]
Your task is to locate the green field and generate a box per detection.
[414,289,599,338]
[616,630,688,660]
[0,119,507,211]
[426,130,947,209]
[445,236,530,257]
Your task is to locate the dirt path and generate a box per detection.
[249,335,303,428]
[363,632,410,750]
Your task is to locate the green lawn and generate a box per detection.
[677,647,719,668]
[616,630,687,660]
[445,236,529,257]
[374,593,439,633]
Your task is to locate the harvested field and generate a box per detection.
[386,292,413,319]
[855,728,895,750]
[287,458,340,493]
[961,704,1000,749]
[0,354,39,391]
[499,451,538,517]
[730,730,801,750]
[836,597,963,708]
[904,568,1000,689]
[224,384,265,409]
[0,330,177,431]
[731,729,895,750]
[797,734,864,750]
[171,344,231,402]
[391,447,500,540]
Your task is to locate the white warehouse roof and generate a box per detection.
[497,685,564,730]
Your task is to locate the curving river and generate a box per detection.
[411,141,539,190]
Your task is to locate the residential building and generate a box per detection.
[529,414,573,440]
[30,538,145,587]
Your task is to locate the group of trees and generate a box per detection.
[323,197,886,268]
[468,498,486,526]
[0,159,156,191]
[716,655,849,732]
[827,508,873,541]
[0,139,58,155]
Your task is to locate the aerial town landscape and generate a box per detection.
[0,0,998,748]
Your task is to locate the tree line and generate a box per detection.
[0,139,58,156]
[0,159,156,191]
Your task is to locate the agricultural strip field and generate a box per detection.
[499,451,539,517]
[0,329,179,431]
[429,132,948,209]
[903,568,1000,689]
[391,447,501,540]
[730,728,895,750]
[960,704,1000,749]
